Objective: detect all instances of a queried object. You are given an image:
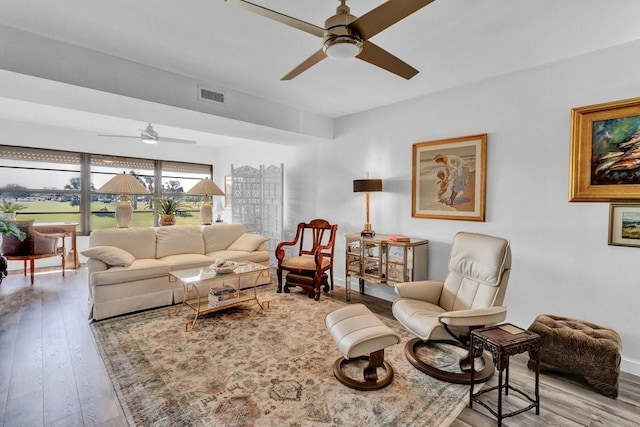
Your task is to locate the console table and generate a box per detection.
[34,222,79,269]
[345,233,428,301]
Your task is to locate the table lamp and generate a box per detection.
[186,178,225,225]
[97,172,150,228]
[353,178,382,237]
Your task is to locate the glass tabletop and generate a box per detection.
[169,261,269,285]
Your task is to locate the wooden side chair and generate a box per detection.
[0,220,66,284]
[275,219,337,301]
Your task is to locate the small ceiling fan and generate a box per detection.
[225,0,436,80]
[98,123,196,145]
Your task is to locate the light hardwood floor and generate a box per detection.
[1,266,639,426]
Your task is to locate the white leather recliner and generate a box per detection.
[392,232,511,384]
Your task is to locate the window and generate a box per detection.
[160,161,213,226]
[90,155,156,230]
[0,145,212,234]
[0,146,82,225]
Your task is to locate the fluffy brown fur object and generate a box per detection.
[527,314,621,398]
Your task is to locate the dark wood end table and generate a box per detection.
[470,323,540,426]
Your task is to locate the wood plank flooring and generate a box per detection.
[1,267,639,426]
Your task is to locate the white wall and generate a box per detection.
[289,40,640,375]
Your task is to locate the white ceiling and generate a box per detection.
[1,0,640,147]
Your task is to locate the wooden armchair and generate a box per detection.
[275,219,337,301]
[1,220,66,284]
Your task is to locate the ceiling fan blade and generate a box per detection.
[98,134,139,139]
[157,137,197,145]
[349,0,436,40]
[225,0,326,38]
[281,49,327,80]
[357,40,418,80]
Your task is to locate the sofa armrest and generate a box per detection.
[86,257,108,274]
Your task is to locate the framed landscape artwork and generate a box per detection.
[412,134,487,221]
[570,97,640,201]
[609,204,640,247]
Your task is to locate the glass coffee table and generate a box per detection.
[168,261,270,331]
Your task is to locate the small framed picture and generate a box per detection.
[608,203,640,247]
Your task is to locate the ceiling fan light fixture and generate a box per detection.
[141,135,157,144]
[323,36,362,59]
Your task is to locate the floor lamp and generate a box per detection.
[186,178,225,225]
[353,178,382,237]
[97,172,150,228]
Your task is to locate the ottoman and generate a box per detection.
[325,303,401,390]
[527,314,622,398]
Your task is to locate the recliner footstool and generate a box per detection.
[325,303,401,390]
[527,314,622,398]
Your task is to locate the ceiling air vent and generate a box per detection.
[198,86,226,106]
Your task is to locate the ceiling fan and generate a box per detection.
[225,0,435,80]
[98,123,196,145]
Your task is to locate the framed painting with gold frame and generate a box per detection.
[570,97,640,202]
[608,203,640,247]
[412,134,487,221]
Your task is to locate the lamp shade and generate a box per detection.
[97,172,150,195]
[353,179,382,193]
[186,178,225,196]
[186,178,224,225]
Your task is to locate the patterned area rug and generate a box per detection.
[91,285,473,426]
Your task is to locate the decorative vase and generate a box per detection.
[159,214,175,226]
[115,196,133,228]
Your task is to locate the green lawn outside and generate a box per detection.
[12,200,203,230]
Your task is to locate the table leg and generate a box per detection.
[497,369,503,427]
[505,355,510,395]
[469,337,476,407]
[345,273,351,301]
[535,344,540,414]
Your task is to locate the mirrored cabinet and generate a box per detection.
[345,233,429,301]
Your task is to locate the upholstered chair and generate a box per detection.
[275,219,337,300]
[392,232,511,384]
[1,220,66,284]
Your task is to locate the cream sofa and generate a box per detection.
[83,224,271,320]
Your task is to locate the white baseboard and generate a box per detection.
[621,357,640,376]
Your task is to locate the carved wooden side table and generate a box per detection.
[469,323,540,426]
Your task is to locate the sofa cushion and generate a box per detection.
[89,227,157,259]
[90,259,171,286]
[227,233,269,252]
[207,249,270,264]
[202,223,246,253]
[160,253,216,271]
[156,225,204,258]
[81,245,135,267]
[281,255,331,271]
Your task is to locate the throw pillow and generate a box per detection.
[81,246,135,267]
[227,233,269,252]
